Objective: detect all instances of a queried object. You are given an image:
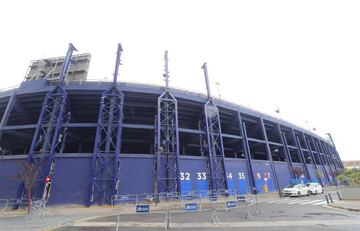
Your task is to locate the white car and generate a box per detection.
[282,184,310,197]
[306,182,323,194]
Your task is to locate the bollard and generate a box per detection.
[245,201,254,220]
[336,191,342,200]
[253,196,261,215]
[325,195,329,204]
[164,208,171,230]
[328,193,334,203]
[115,214,120,231]
[211,202,220,224]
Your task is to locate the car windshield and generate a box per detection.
[306,183,311,186]
[286,184,296,188]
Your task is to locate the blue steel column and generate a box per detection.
[312,137,331,185]
[277,125,294,178]
[87,44,124,206]
[327,133,344,168]
[324,142,340,170]
[15,43,76,203]
[303,135,323,186]
[0,92,16,141]
[260,119,280,195]
[317,141,333,181]
[201,63,227,193]
[320,142,335,184]
[321,142,337,184]
[238,113,256,193]
[326,144,340,169]
[292,129,310,180]
[155,51,181,196]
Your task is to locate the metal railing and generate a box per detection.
[111,189,238,206]
[112,191,261,230]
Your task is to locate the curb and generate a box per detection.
[327,203,360,212]
[43,211,121,231]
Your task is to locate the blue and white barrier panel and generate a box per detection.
[209,196,217,202]
[237,196,246,202]
[136,205,150,213]
[185,203,198,211]
[226,201,237,208]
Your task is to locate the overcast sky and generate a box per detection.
[0,0,359,160]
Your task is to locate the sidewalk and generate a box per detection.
[0,206,118,231]
[328,200,360,212]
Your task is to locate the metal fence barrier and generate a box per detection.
[0,197,42,211]
[113,191,261,231]
[111,189,238,206]
[0,199,9,214]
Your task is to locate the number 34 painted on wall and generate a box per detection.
[226,172,246,180]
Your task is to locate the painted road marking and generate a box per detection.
[286,200,312,204]
[266,199,292,203]
[300,200,323,205]
[313,201,327,205]
[265,198,328,206]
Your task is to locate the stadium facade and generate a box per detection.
[0,44,343,206]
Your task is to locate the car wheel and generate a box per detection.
[297,191,301,197]
[307,191,310,196]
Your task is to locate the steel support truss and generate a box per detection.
[87,44,124,206]
[199,63,227,193]
[155,91,181,195]
[203,100,227,192]
[15,44,76,204]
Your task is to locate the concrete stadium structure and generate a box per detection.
[0,44,343,206]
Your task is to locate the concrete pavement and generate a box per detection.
[328,200,360,212]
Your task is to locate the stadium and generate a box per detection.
[0,44,343,206]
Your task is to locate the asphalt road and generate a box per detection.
[54,193,360,231]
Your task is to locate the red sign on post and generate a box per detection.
[45,175,52,184]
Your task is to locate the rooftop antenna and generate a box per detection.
[201,63,212,99]
[112,43,123,85]
[215,82,221,100]
[163,50,170,89]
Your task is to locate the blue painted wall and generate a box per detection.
[274,162,291,189]
[291,163,307,183]
[325,166,334,184]
[48,157,91,205]
[251,160,275,193]
[0,158,24,200]
[179,157,208,194]
[307,164,318,183]
[316,164,330,185]
[0,155,336,206]
[224,159,250,195]
[118,156,155,195]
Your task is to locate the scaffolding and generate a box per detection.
[87,44,124,206]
